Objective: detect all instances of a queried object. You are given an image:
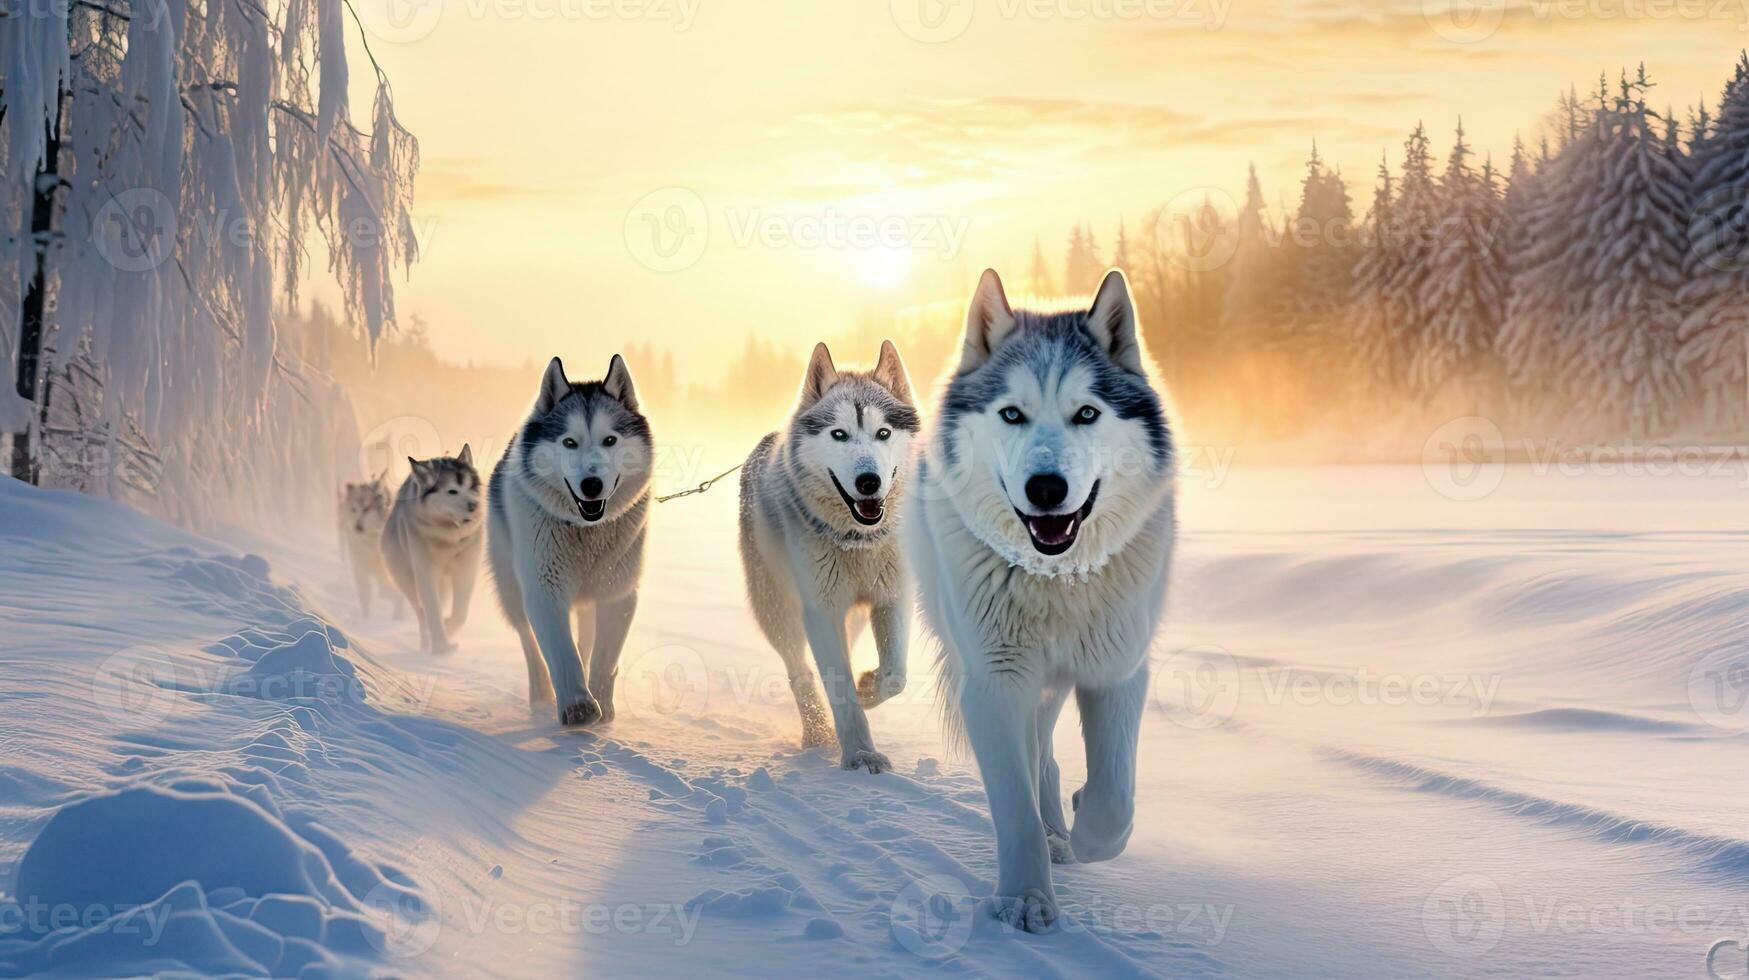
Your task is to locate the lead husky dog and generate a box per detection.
[382,447,485,654]
[905,269,1175,932]
[487,356,651,726]
[338,476,402,618]
[738,341,918,772]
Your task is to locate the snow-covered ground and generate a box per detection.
[2,457,1747,978]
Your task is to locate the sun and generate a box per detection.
[850,244,913,291]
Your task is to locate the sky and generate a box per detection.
[334,0,1749,375]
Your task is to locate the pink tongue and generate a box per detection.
[1027,515,1076,545]
[855,499,883,521]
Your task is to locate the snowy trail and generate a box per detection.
[4,465,1749,977]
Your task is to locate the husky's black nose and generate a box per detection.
[855,472,882,496]
[580,476,604,499]
[1025,473,1069,511]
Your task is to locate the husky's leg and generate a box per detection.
[1036,684,1074,863]
[409,555,454,654]
[445,542,480,634]
[521,578,596,726]
[857,602,910,709]
[1071,665,1148,863]
[350,551,372,618]
[801,603,887,773]
[589,592,636,723]
[778,636,834,748]
[961,672,1056,931]
[517,622,554,706]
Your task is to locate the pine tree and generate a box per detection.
[1112,219,1132,273]
[1220,164,1291,344]
[1381,123,1441,398]
[1351,154,1406,398]
[1415,121,1506,401]
[1028,236,1056,296]
[1064,223,1103,295]
[1677,52,1749,429]
[1564,68,1690,436]
[1287,143,1357,368]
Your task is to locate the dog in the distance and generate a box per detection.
[338,475,402,618]
[487,355,651,726]
[382,446,485,654]
[905,269,1176,931]
[739,341,917,772]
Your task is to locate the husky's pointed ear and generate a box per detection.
[456,444,473,467]
[958,269,1017,374]
[537,356,571,414]
[799,342,838,408]
[407,457,427,482]
[1086,269,1144,374]
[872,339,914,404]
[603,354,639,412]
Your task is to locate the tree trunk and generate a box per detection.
[11,99,64,484]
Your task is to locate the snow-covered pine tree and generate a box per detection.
[1414,122,1506,404]
[1381,123,1440,398]
[1351,154,1406,399]
[1112,219,1131,273]
[1563,68,1690,437]
[1498,94,1606,425]
[0,0,420,524]
[1286,143,1357,370]
[1677,52,1749,430]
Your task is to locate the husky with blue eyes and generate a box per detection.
[486,355,652,727]
[738,341,919,772]
[905,269,1176,933]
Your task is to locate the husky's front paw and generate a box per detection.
[443,614,467,633]
[528,683,556,708]
[990,889,1058,933]
[841,748,892,774]
[1046,829,1076,864]
[801,723,835,749]
[856,669,906,709]
[426,638,458,655]
[559,698,602,727]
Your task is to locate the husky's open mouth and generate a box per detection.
[1015,481,1099,556]
[829,471,884,526]
[567,477,616,523]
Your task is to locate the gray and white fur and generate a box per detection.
[487,355,651,727]
[904,269,1176,932]
[738,341,919,773]
[382,446,486,654]
[338,476,402,618]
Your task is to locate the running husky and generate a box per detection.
[382,447,485,654]
[338,476,402,618]
[738,341,918,772]
[487,356,651,726]
[905,269,1175,932]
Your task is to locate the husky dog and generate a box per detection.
[338,476,402,618]
[487,356,651,726]
[905,269,1175,931]
[382,447,485,654]
[738,341,918,772]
